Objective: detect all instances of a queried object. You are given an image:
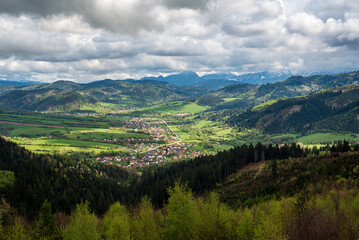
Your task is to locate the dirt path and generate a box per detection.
[0,121,65,128]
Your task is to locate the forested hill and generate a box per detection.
[0,137,137,218]
[1,136,359,224]
[0,71,358,112]
[227,85,359,134]
[219,144,359,208]
[199,71,359,110]
[0,80,204,111]
[0,137,312,216]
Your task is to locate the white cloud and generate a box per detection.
[287,12,324,35]
[0,0,358,82]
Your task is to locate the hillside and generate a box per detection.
[0,80,198,111]
[201,71,359,110]
[0,89,94,111]
[1,138,359,239]
[0,71,358,112]
[0,137,137,217]
[218,144,359,208]
[227,85,359,134]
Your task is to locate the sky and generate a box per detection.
[0,0,358,83]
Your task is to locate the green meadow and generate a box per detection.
[296,132,359,144]
[1,106,357,157]
[138,101,208,114]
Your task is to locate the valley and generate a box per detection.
[1,71,359,171]
[1,71,359,240]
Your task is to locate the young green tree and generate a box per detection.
[130,197,161,240]
[254,215,288,240]
[196,192,237,239]
[165,182,198,240]
[237,208,255,240]
[62,202,100,240]
[5,217,31,240]
[37,199,55,239]
[102,202,130,240]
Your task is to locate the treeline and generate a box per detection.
[1,182,359,240]
[219,149,359,208]
[138,142,309,207]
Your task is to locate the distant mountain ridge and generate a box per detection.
[140,70,292,86]
[200,71,359,111]
[0,71,358,112]
[0,80,198,111]
[0,80,41,86]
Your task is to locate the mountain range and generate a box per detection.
[0,71,358,113]
[141,70,292,86]
[199,71,359,111]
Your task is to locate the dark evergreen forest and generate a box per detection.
[1,137,357,218]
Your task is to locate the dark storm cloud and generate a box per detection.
[0,0,210,34]
[0,0,81,16]
[163,0,210,10]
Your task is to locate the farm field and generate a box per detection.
[296,132,359,144]
[137,101,209,115]
[1,105,358,169]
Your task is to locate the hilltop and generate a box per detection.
[199,71,359,110]
[0,80,200,111]
[227,85,359,134]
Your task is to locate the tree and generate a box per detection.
[63,202,100,240]
[165,182,198,240]
[102,202,130,240]
[5,217,31,240]
[130,197,161,240]
[37,199,55,239]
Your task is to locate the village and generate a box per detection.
[96,143,206,169]
[95,117,207,169]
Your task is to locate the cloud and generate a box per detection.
[163,0,210,10]
[305,0,359,20]
[322,18,359,49]
[0,0,212,35]
[287,12,324,35]
[0,0,358,82]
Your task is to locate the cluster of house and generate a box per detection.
[96,143,207,169]
[122,117,164,131]
[120,118,178,150]
[92,118,207,169]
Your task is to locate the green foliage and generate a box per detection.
[0,171,15,190]
[62,202,100,240]
[195,192,237,239]
[254,215,288,240]
[237,209,255,240]
[102,202,130,240]
[165,182,197,240]
[4,218,31,240]
[36,200,55,239]
[130,198,161,240]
